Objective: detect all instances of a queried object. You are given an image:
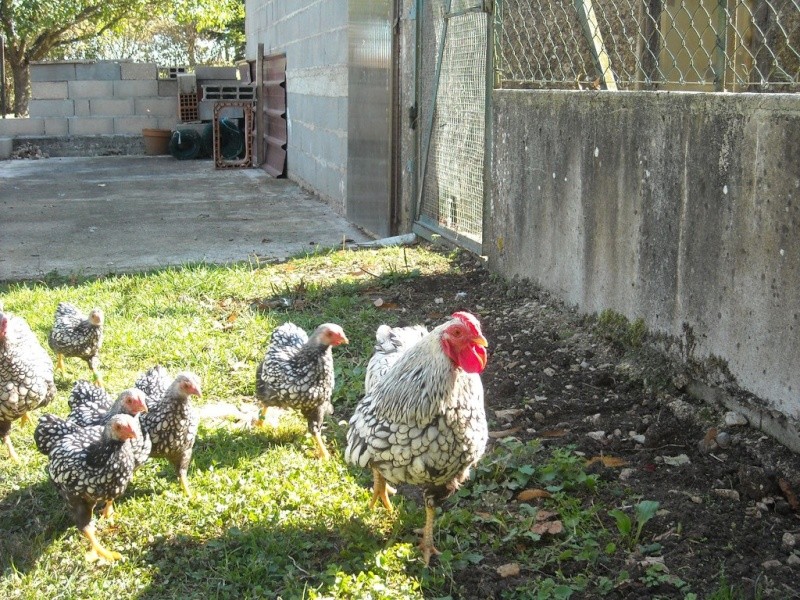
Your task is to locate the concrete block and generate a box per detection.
[74,99,91,117]
[157,116,179,130]
[89,98,135,117]
[178,73,197,94]
[28,99,74,118]
[121,63,158,80]
[198,100,215,122]
[30,62,76,82]
[0,118,46,136]
[113,80,159,98]
[68,117,115,136]
[44,118,69,136]
[0,137,12,159]
[75,61,121,81]
[31,81,69,100]
[68,80,114,99]
[134,96,177,118]
[195,65,239,80]
[114,116,158,135]
[158,80,178,97]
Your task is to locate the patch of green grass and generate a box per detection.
[595,310,647,349]
[0,246,684,599]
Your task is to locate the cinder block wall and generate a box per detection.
[0,61,178,139]
[489,89,800,447]
[246,0,348,213]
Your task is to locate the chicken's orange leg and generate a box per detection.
[312,431,330,460]
[101,500,114,519]
[418,502,441,566]
[56,353,65,373]
[3,435,20,464]
[82,523,122,562]
[19,412,32,426]
[370,470,395,512]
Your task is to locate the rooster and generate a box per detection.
[0,310,57,463]
[364,324,428,394]
[48,302,104,387]
[139,372,202,496]
[345,312,488,565]
[35,412,139,562]
[255,322,348,460]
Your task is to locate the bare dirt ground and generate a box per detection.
[369,248,800,599]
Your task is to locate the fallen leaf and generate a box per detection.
[535,510,557,521]
[517,489,551,502]
[778,478,799,511]
[488,427,521,439]
[532,520,564,535]
[496,563,520,578]
[226,312,238,323]
[474,511,494,520]
[662,454,691,466]
[538,428,568,438]
[585,455,628,468]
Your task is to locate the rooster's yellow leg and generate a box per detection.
[19,412,32,426]
[82,524,122,562]
[370,470,395,513]
[101,500,114,519]
[313,432,330,460]
[179,472,192,497]
[4,436,21,464]
[56,354,65,372]
[418,504,441,566]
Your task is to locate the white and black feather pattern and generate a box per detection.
[364,324,428,394]
[66,383,152,468]
[67,380,113,426]
[47,302,103,363]
[255,322,336,413]
[38,413,137,529]
[134,365,171,402]
[0,311,57,428]
[345,318,488,495]
[139,372,200,474]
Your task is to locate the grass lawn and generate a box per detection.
[1,246,670,599]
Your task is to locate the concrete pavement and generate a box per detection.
[0,156,370,281]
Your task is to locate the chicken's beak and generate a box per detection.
[473,335,488,347]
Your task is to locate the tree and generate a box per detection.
[0,0,243,116]
[0,0,152,115]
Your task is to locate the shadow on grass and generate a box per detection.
[0,478,72,575]
[135,516,395,599]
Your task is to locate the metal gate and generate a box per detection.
[414,0,492,254]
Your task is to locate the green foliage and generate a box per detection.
[608,500,660,550]
[596,310,647,348]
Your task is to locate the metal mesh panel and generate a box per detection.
[417,1,487,248]
[497,0,800,91]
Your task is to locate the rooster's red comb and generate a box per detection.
[451,311,482,335]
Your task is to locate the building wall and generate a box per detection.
[246,0,349,214]
[489,89,800,445]
[0,61,177,141]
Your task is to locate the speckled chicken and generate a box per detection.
[35,412,139,562]
[48,302,104,387]
[139,372,202,496]
[134,364,171,402]
[345,312,489,565]
[364,324,429,394]
[255,322,349,460]
[67,382,152,470]
[0,310,57,463]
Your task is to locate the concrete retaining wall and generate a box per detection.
[246,0,348,213]
[0,60,178,154]
[489,89,800,443]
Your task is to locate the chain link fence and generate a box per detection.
[496,0,800,92]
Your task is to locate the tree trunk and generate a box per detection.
[10,59,31,117]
